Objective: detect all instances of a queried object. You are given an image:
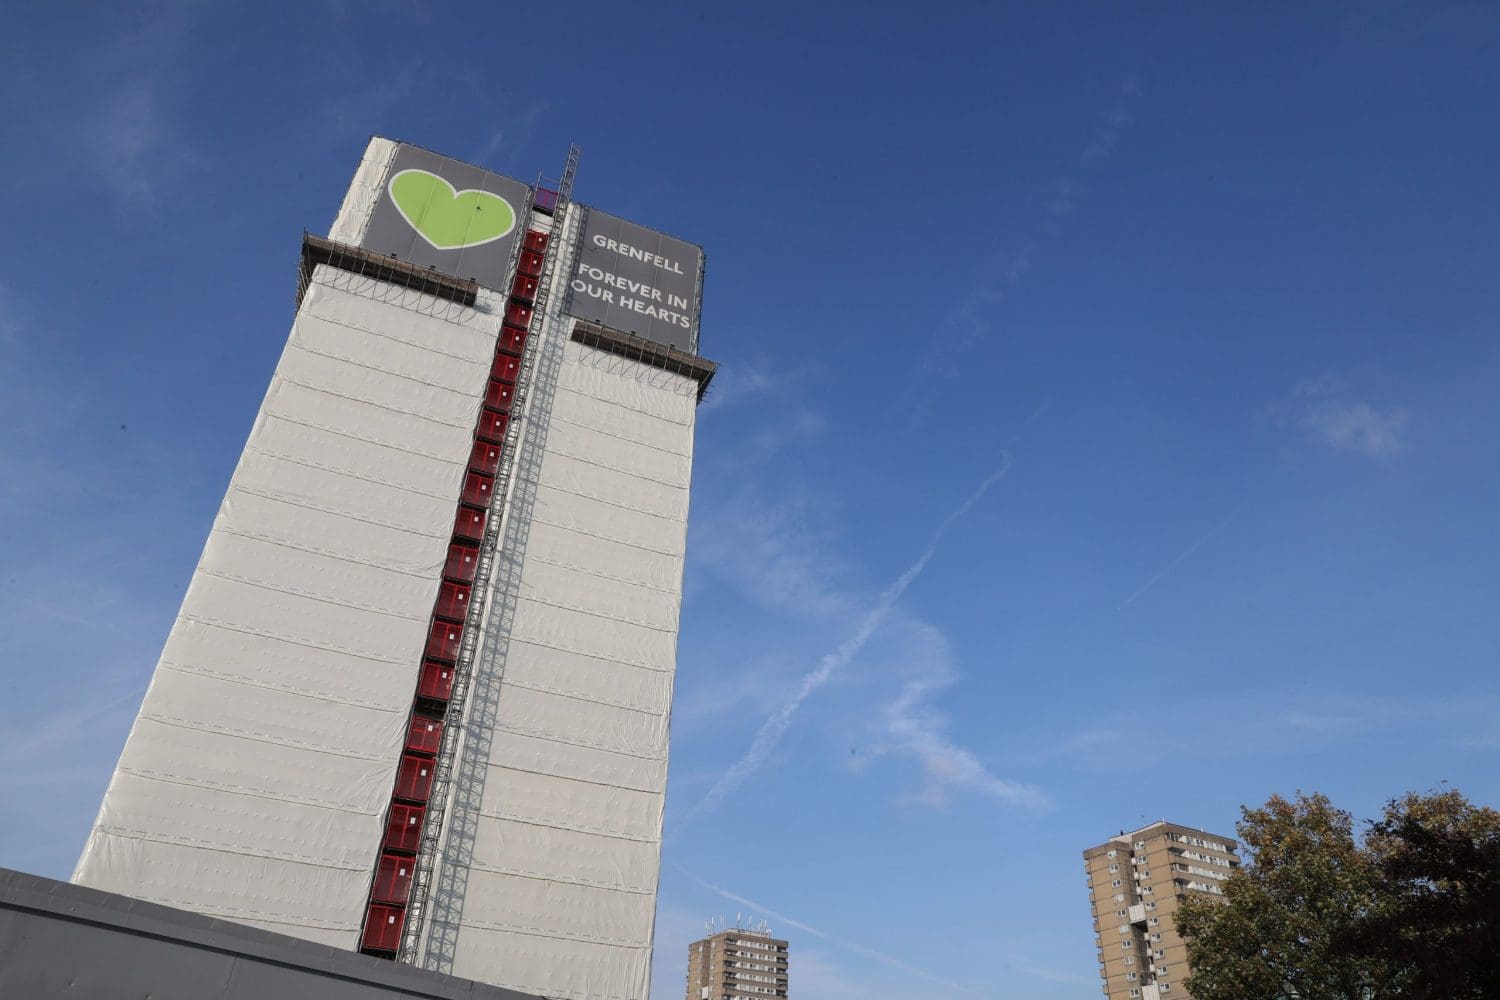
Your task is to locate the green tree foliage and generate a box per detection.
[1353,790,1500,999]
[1175,788,1500,1000]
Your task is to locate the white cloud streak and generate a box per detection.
[1276,377,1407,458]
[1118,509,1239,611]
[678,868,990,999]
[688,455,1014,818]
[884,640,1050,809]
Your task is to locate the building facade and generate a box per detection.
[686,928,790,1000]
[1083,821,1239,1000]
[73,137,713,1000]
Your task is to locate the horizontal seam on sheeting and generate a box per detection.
[92,824,367,872]
[246,443,457,501]
[180,615,411,665]
[547,411,691,459]
[194,566,430,623]
[211,526,436,581]
[462,859,652,895]
[115,891,359,931]
[525,552,678,596]
[453,915,649,950]
[515,590,679,634]
[300,300,493,365]
[230,484,448,540]
[488,757,662,794]
[490,725,666,763]
[496,676,662,716]
[505,635,674,679]
[553,381,692,428]
[529,515,684,560]
[118,766,380,816]
[536,480,685,524]
[286,340,482,399]
[545,445,690,492]
[477,807,656,843]
[159,659,403,711]
[274,375,472,433]
[139,711,395,762]
[260,411,467,469]
[507,630,672,674]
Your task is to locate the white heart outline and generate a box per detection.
[388,168,517,250]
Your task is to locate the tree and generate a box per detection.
[1351,790,1500,999]
[1176,792,1396,1000]
[1176,788,1500,1000]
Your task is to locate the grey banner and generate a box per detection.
[566,209,703,353]
[361,144,532,291]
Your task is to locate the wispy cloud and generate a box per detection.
[687,455,1016,819]
[679,868,990,999]
[1273,377,1407,457]
[931,74,1142,369]
[883,632,1049,809]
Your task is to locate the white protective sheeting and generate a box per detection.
[328,136,397,245]
[433,331,699,1000]
[73,270,499,947]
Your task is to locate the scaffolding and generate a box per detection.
[350,145,583,964]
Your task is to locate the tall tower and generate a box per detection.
[1083,821,1240,1000]
[686,926,790,1000]
[73,138,714,1000]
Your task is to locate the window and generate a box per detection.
[1126,972,1138,982]
[1116,909,1127,917]
[1107,850,1118,859]
[1142,886,1154,895]
[1111,879,1122,887]
[1129,991,1141,998]
[1146,902,1157,911]
[1114,894,1125,903]
[1124,956,1135,965]
[1161,986,1172,994]
[1109,864,1120,873]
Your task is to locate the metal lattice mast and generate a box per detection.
[396,145,580,964]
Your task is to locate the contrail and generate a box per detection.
[689,453,1014,818]
[1118,508,1240,611]
[677,867,990,998]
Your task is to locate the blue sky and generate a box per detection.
[3,2,1499,997]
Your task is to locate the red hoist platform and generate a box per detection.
[357,201,560,958]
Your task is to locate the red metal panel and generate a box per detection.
[491,352,522,385]
[483,381,515,413]
[405,713,444,756]
[383,803,424,853]
[443,542,479,584]
[523,230,549,253]
[361,902,404,953]
[371,852,415,904]
[424,620,462,662]
[498,324,528,355]
[461,470,494,507]
[394,752,435,803]
[417,660,454,701]
[505,300,534,328]
[453,503,487,542]
[434,580,471,623]
[468,440,502,476]
[477,406,510,442]
[511,272,538,302]
[518,249,544,276]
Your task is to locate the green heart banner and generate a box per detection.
[389,169,516,249]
